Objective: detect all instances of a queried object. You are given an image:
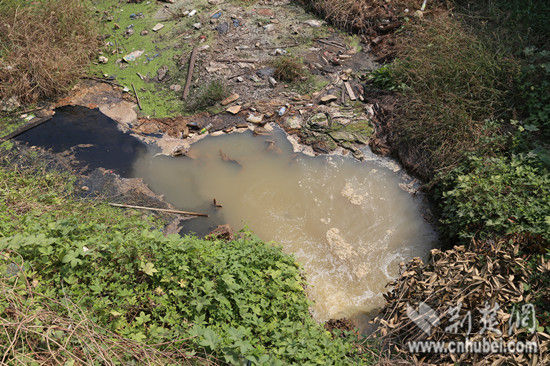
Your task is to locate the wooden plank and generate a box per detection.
[344,82,357,101]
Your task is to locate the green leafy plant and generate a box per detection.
[0,156,373,365]
[438,153,550,245]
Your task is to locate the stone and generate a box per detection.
[285,116,302,130]
[256,67,274,79]
[140,30,148,36]
[221,93,239,106]
[193,22,202,29]
[98,56,108,64]
[206,224,234,241]
[308,113,329,128]
[216,22,229,35]
[249,74,261,83]
[268,77,277,87]
[169,84,181,92]
[188,9,197,17]
[152,23,164,32]
[156,65,169,81]
[236,76,244,82]
[226,105,242,114]
[304,19,323,27]
[320,94,338,104]
[247,114,264,124]
[328,130,358,143]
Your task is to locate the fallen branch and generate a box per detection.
[108,203,208,217]
[0,116,53,142]
[131,83,142,110]
[315,39,346,50]
[183,47,198,100]
[80,76,122,87]
[215,58,258,63]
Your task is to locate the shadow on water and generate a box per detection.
[14,105,148,177]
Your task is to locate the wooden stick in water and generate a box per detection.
[108,202,208,217]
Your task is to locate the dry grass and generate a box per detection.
[272,55,306,83]
[387,12,519,179]
[299,0,422,35]
[374,238,549,365]
[0,0,98,105]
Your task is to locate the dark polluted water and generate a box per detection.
[15,106,438,330]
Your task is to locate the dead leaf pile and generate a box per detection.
[373,240,549,365]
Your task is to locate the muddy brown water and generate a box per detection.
[16,107,437,330]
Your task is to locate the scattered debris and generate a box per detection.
[320,94,338,104]
[122,50,144,62]
[221,93,240,106]
[226,105,242,114]
[152,23,164,32]
[246,114,264,124]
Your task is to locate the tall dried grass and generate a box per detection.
[299,0,422,34]
[388,13,519,179]
[0,0,99,105]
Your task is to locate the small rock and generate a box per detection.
[247,114,264,124]
[304,19,323,27]
[256,67,274,79]
[156,66,169,81]
[140,30,149,36]
[272,48,287,56]
[236,76,244,82]
[81,186,89,191]
[193,22,202,29]
[285,116,303,130]
[188,9,197,17]
[221,93,239,106]
[253,127,269,136]
[226,105,242,114]
[320,94,338,104]
[249,74,261,83]
[170,84,182,92]
[268,77,277,87]
[98,56,108,64]
[309,113,329,128]
[216,22,229,35]
[152,23,164,32]
[206,224,234,241]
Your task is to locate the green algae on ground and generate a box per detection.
[90,0,212,117]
